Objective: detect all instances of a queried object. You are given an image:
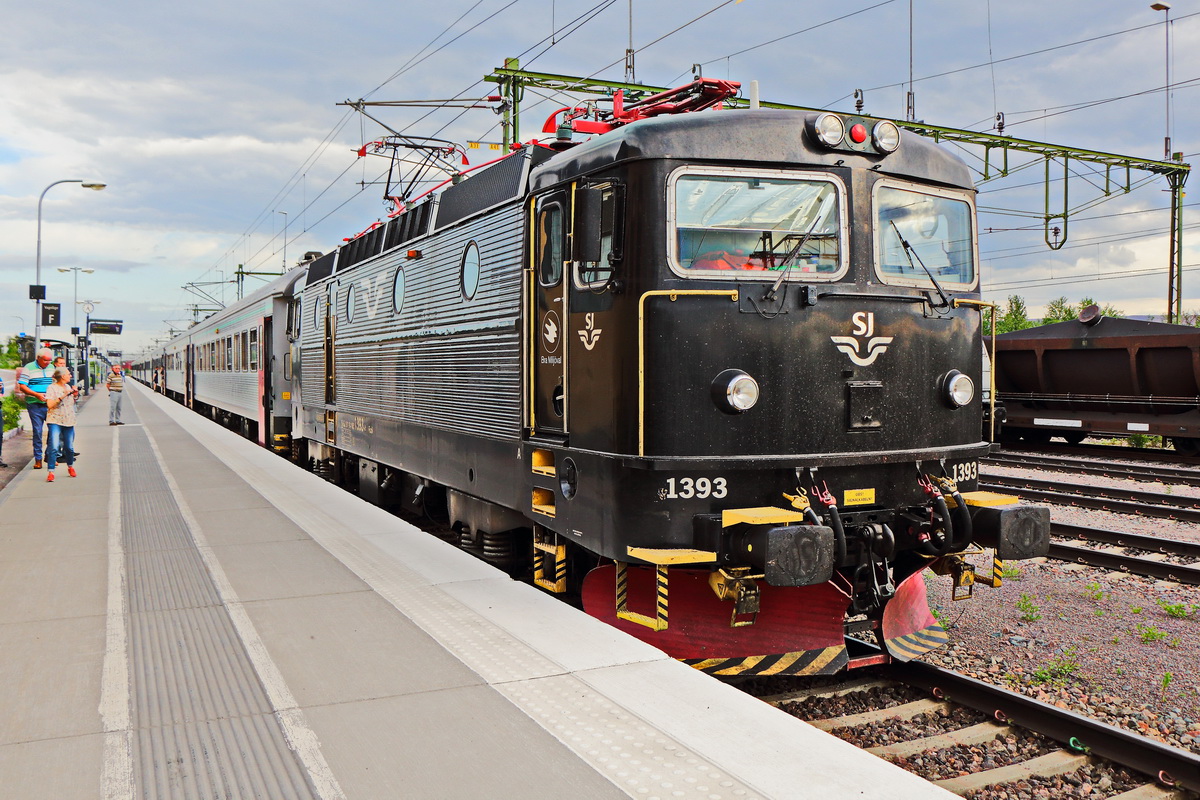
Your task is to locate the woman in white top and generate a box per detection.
[44,367,79,481]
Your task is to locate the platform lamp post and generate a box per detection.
[34,180,106,348]
[58,266,94,372]
[79,300,100,395]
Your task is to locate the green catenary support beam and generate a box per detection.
[485,62,1191,321]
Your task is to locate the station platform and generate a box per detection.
[0,382,952,799]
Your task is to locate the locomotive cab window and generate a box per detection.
[536,201,565,287]
[669,168,846,279]
[874,184,977,290]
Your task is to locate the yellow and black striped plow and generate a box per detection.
[683,645,848,677]
[532,528,567,594]
[615,561,669,631]
[884,625,949,661]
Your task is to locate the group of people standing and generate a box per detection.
[3,348,126,483]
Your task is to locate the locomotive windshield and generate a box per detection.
[671,171,844,278]
[874,185,976,289]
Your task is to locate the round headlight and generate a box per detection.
[943,370,975,408]
[872,120,901,153]
[712,369,760,414]
[810,113,845,148]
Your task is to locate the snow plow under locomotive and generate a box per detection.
[135,79,1049,676]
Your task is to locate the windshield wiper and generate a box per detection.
[763,216,823,301]
[889,220,951,309]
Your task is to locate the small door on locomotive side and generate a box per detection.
[530,191,569,436]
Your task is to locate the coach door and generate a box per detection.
[531,192,569,436]
[185,344,195,408]
[323,284,337,444]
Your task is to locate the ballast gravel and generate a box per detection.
[925,449,1200,756]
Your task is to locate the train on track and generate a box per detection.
[993,310,1200,454]
[133,78,1049,676]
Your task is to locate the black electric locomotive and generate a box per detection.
[141,79,1050,676]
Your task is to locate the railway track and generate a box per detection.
[1048,523,1200,586]
[987,452,1200,489]
[980,475,1200,523]
[755,651,1200,797]
[1003,441,1200,466]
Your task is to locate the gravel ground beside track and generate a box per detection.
[916,443,1200,756]
[923,550,1200,754]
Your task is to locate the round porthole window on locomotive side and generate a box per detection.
[393,268,406,313]
[460,241,481,301]
[345,284,356,323]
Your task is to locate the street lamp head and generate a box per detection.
[1151,3,1170,10]
[81,182,107,190]
[83,268,95,274]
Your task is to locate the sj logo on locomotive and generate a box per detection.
[578,313,602,350]
[830,311,894,367]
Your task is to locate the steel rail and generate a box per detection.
[1004,441,1200,466]
[983,474,1200,509]
[987,452,1200,488]
[1048,542,1200,585]
[1053,523,1200,560]
[888,656,1200,793]
[981,478,1200,523]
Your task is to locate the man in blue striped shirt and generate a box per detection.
[18,349,55,469]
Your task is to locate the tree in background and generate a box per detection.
[1041,296,1125,324]
[983,295,1035,334]
[0,336,20,369]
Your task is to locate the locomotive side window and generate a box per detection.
[346,283,357,323]
[575,185,621,289]
[392,268,406,313]
[461,241,480,300]
[670,170,844,278]
[874,184,976,289]
[536,203,564,286]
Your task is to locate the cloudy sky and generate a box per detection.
[2,0,1196,353]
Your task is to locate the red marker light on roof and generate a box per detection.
[849,123,868,144]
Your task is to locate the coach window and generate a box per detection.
[249,328,259,371]
[669,168,846,280]
[226,337,233,371]
[461,241,480,300]
[392,268,406,313]
[536,202,564,286]
[874,183,977,290]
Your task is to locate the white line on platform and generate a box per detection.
[141,423,347,800]
[99,430,133,800]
